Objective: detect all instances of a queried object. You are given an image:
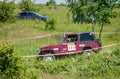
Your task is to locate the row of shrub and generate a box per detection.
[35,48,120,78]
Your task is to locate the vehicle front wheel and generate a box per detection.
[43,54,55,61]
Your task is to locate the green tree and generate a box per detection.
[46,0,56,9]
[94,0,116,41]
[0,1,15,22]
[46,0,56,6]
[67,0,116,41]
[67,0,89,23]
[19,0,39,12]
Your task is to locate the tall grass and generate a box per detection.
[0,5,120,79]
[35,47,120,78]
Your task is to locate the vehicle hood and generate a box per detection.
[41,43,67,51]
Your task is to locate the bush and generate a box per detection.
[46,0,56,6]
[46,0,57,9]
[45,18,56,30]
[0,1,15,22]
[19,0,39,12]
[0,43,23,78]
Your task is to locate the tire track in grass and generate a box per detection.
[0,33,57,42]
[0,32,119,58]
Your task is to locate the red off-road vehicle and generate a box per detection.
[37,32,101,61]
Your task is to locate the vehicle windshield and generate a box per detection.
[33,12,42,17]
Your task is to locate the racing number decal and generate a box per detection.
[68,45,76,51]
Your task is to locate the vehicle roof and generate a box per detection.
[65,32,94,35]
[19,11,46,17]
[19,11,35,13]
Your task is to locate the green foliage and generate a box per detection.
[67,0,117,41]
[67,0,90,23]
[113,0,120,8]
[45,18,56,30]
[46,0,57,9]
[46,0,56,6]
[19,0,39,12]
[67,0,116,24]
[35,48,120,78]
[59,3,66,6]
[0,1,15,22]
[0,43,23,78]
[0,5,120,79]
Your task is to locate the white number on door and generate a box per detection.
[68,45,76,51]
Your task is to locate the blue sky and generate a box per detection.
[0,0,67,4]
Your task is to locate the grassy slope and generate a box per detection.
[0,6,120,54]
[0,6,120,79]
[0,6,120,38]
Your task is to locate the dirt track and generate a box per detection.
[0,32,120,42]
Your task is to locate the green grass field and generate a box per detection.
[0,6,120,79]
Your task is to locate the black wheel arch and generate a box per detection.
[82,46,92,51]
[40,50,55,55]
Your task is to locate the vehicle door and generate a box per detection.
[79,32,96,49]
[66,34,79,52]
[28,13,34,19]
[20,12,28,19]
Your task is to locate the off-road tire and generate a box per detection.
[84,49,92,56]
[43,54,55,61]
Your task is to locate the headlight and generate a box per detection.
[36,48,39,55]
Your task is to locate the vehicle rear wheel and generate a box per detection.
[43,54,55,61]
[84,49,92,56]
